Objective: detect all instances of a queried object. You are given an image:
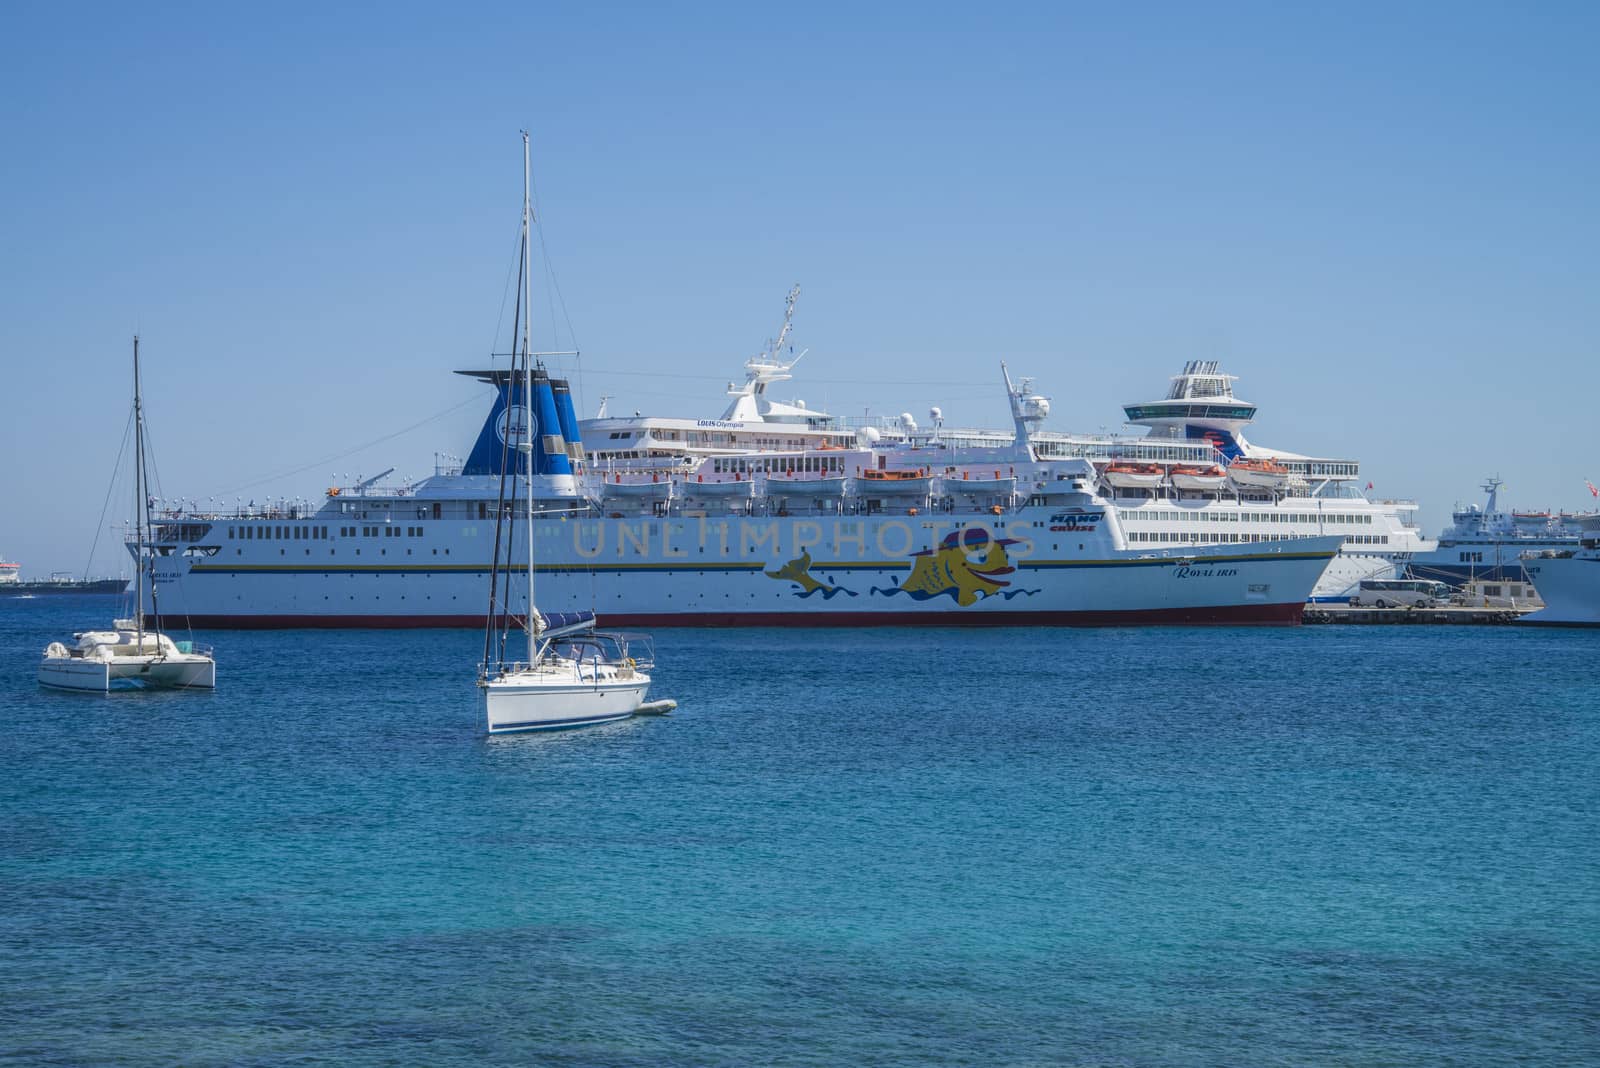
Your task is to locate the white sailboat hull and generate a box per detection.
[482,666,652,732]
[38,652,216,692]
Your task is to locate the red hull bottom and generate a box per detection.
[169,602,1308,629]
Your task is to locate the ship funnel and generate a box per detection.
[457,369,579,495]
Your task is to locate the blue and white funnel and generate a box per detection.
[457,368,580,496]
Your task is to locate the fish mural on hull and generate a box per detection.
[764,551,857,599]
[873,528,1040,605]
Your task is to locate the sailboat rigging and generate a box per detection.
[38,337,217,692]
[476,132,659,733]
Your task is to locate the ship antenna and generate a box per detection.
[771,284,802,368]
[1001,361,1038,462]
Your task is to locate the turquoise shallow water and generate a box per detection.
[3,595,1597,1066]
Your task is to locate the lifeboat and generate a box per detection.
[1169,464,1229,492]
[858,468,934,494]
[686,474,756,499]
[600,473,672,500]
[1513,511,1552,529]
[768,474,848,497]
[1227,457,1290,489]
[1102,462,1163,490]
[946,469,1018,496]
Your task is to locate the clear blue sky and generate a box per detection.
[3,2,1596,576]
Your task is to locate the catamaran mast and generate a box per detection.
[521,129,537,666]
[132,335,148,646]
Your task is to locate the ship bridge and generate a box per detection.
[1122,360,1258,435]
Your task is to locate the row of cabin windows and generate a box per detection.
[229,526,329,540]
[1126,531,1392,545]
[712,457,844,474]
[1460,551,1485,563]
[230,525,428,540]
[1128,532,1282,544]
[591,450,675,460]
[1120,510,1376,525]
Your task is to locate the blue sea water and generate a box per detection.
[2,595,1597,1066]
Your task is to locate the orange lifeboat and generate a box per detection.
[1226,457,1291,489]
[1169,464,1229,492]
[1102,462,1164,490]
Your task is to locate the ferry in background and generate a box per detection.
[581,299,1431,602]
[1521,514,1600,626]
[126,362,1341,628]
[0,558,126,595]
[1403,477,1594,587]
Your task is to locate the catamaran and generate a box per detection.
[39,338,216,692]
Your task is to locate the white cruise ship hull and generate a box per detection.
[1520,554,1600,626]
[143,515,1341,627]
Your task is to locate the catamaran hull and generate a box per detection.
[483,677,651,732]
[38,656,216,692]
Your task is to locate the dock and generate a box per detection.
[1303,605,1535,625]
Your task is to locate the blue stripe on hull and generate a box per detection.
[488,711,634,733]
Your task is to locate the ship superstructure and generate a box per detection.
[1404,478,1593,586]
[584,345,1431,601]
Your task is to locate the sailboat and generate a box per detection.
[477,132,655,733]
[38,337,217,692]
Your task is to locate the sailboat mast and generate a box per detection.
[132,336,147,645]
[522,130,537,665]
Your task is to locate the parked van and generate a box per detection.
[1349,579,1451,608]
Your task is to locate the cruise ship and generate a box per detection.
[581,300,1431,603]
[1403,478,1592,586]
[130,363,1341,627]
